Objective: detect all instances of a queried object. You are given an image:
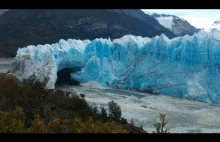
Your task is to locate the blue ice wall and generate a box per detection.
[12,30,220,103]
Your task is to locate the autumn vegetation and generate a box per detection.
[0,74,147,133]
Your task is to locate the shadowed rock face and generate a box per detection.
[0,9,176,58]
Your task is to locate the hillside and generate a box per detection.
[0,74,147,133]
[0,9,176,58]
[144,11,200,36]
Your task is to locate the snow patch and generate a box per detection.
[156,16,174,30]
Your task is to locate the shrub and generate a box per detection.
[0,107,25,133]
[130,119,135,126]
[140,125,143,130]
[120,117,128,125]
[100,107,107,118]
[108,100,121,121]
[27,115,49,133]
[153,113,170,133]
[70,116,127,133]
[48,118,69,133]
[80,94,85,99]
[92,106,99,114]
[0,74,146,133]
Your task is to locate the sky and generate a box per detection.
[141,9,220,30]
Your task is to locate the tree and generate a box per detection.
[108,100,121,120]
[140,125,143,130]
[120,117,128,124]
[27,115,49,133]
[80,94,85,99]
[92,106,99,114]
[0,107,25,133]
[153,113,170,133]
[100,107,107,119]
[130,119,135,126]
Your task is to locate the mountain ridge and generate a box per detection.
[143,11,200,36]
[0,9,176,58]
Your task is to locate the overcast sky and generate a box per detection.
[141,9,220,30]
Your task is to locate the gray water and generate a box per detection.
[2,58,220,133]
[0,60,11,73]
[57,84,220,133]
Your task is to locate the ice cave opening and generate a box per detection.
[55,67,81,86]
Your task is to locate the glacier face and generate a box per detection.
[11,30,220,103]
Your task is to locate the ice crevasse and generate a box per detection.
[11,30,220,103]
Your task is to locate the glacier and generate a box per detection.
[11,30,220,103]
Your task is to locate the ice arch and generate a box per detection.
[11,39,90,88]
[11,30,220,103]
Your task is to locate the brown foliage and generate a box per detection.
[0,74,137,133]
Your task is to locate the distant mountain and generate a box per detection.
[0,9,8,16]
[144,11,200,36]
[0,9,176,58]
[108,10,174,32]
